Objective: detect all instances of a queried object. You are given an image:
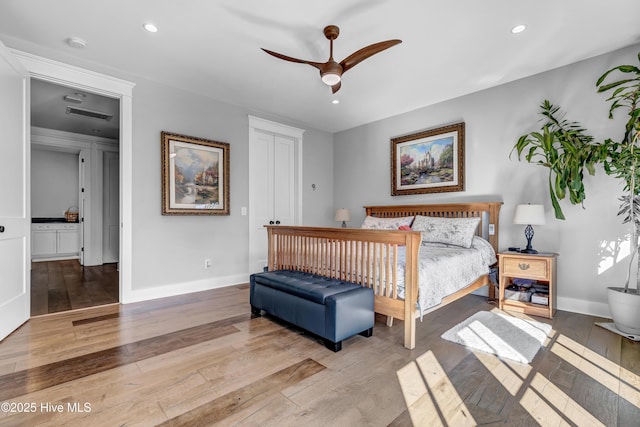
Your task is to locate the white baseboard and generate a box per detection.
[557,296,611,319]
[121,273,249,304]
[120,275,613,321]
[32,255,80,262]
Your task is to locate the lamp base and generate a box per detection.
[522,225,538,254]
[520,248,538,254]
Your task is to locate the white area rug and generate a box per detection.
[441,311,552,363]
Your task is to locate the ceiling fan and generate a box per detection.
[261,25,401,93]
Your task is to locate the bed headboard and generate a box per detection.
[363,202,502,252]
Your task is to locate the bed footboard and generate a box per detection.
[265,226,422,349]
[264,201,502,350]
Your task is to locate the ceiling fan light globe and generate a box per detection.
[321,73,341,86]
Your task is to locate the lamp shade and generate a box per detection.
[513,204,546,225]
[335,208,351,222]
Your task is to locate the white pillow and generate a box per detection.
[411,215,480,248]
[361,215,414,230]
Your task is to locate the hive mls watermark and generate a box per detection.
[1,401,92,413]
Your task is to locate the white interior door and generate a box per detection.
[249,130,275,273]
[79,151,86,265]
[103,151,119,263]
[273,135,296,226]
[0,41,30,341]
[248,117,304,275]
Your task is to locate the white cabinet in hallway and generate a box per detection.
[32,223,80,260]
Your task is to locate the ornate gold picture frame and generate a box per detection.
[391,122,465,195]
[161,131,230,215]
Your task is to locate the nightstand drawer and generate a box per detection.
[502,257,548,279]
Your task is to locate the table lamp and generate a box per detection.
[513,204,545,254]
[335,208,351,228]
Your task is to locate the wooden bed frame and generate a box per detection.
[265,202,502,349]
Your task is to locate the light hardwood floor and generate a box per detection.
[1,284,638,426]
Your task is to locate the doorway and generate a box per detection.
[12,49,135,315]
[30,79,121,315]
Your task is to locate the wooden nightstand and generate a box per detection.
[498,252,558,319]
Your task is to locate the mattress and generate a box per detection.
[396,236,496,315]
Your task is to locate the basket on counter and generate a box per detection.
[65,207,79,222]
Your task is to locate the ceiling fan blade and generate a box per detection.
[339,39,402,73]
[331,81,342,94]
[261,48,324,72]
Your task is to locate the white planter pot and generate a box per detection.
[607,287,640,335]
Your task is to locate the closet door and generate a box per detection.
[273,135,295,226]
[250,130,275,273]
[248,121,302,274]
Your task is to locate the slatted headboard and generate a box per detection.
[364,202,502,253]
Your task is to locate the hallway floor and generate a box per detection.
[30,260,118,316]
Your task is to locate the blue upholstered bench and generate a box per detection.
[249,270,374,352]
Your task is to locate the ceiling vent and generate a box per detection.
[65,106,112,121]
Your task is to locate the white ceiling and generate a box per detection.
[2,0,640,134]
[30,79,120,140]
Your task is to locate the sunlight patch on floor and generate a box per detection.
[552,334,640,410]
[396,322,639,426]
[521,373,605,426]
[472,350,528,396]
[397,351,476,426]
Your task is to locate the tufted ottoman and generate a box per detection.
[250,270,374,351]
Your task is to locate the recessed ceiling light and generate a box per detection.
[143,23,158,33]
[511,24,527,34]
[66,37,86,48]
[332,99,340,105]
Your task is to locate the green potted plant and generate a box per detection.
[511,100,602,220]
[597,52,640,336]
[513,52,640,336]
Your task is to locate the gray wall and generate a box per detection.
[334,44,640,317]
[129,79,334,290]
[31,148,78,218]
[3,36,334,294]
[10,34,640,315]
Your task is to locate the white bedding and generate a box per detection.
[396,236,496,315]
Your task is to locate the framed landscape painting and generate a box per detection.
[391,122,465,196]
[161,131,230,215]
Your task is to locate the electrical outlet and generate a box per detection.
[204,259,212,269]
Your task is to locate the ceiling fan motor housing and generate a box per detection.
[321,61,342,85]
[261,25,401,93]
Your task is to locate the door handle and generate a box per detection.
[0,225,4,233]
[275,220,281,225]
[518,263,530,270]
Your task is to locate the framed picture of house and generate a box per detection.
[391,122,465,195]
[161,131,230,215]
